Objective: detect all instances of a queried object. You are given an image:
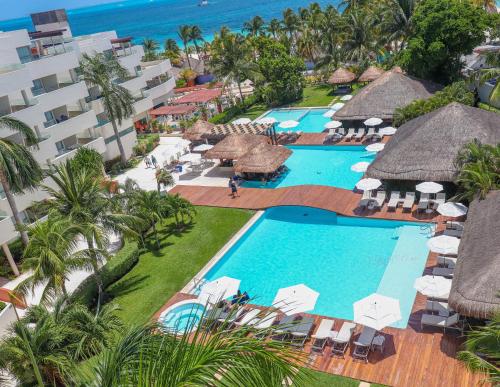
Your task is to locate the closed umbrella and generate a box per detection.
[322,110,336,118]
[232,117,251,124]
[379,126,397,135]
[351,161,370,172]
[414,275,452,298]
[193,144,214,152]
[365,143,385,152]
[364,117,383,127]
[256,117,276,125]
[356,178,382,191]
[353,294,401,330]
[331,102,345,110]
[427,235,460,255]
[273,284,319,315]
[278,120,299,129]
[341,95,352,101]
[324,120,342,129]
[437,202,468,217]
[416,182,443,194]
[198,276,241,304]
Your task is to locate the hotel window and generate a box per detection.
[16,46,32,63]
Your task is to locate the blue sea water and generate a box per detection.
[0,0,338,44]
[204,206,432,328]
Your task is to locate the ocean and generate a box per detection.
[0,0,338,44]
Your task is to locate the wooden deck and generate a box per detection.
[293,133,392,146]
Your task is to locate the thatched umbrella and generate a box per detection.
[234,143,292,173]
[211,122,271,137]
[448,190,500,319]
[204,134,269,160]
[183,120,215,141]
[334,68,442,121]
[358,66,385,82]
[366,102,500,182]
[328,68,356,85]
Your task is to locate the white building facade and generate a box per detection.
[0,10,175,257]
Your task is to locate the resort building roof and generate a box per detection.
[328,68,357,84]
[182,120,215,141]
[358,66,385,82]
[174,83,224,94]
[334,69,441,121]
[173,88,222,104]
[234,143,292,173]
[366,102,500,182]
[150,105,197,116]
[211,122,271,137]
[449,190,500,319]
[204,134,269,160]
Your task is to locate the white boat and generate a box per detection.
[198,0,208,6]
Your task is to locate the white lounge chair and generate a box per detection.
[432,267,454,278]
[426,300,453,317]
[437,256,457,268]
[387,191,401,211]
[365,127,375,140]
[337,127,346,137]
[371,190,386,210]
[355,128,365,141]
[352,326,376,363]
[421,312,462,333]
[432,192,446,210]
[444,228,463,238]
[358,190,372,209]
[417,193,430,212]
[233,308,261,327]
[344,128,355,141]
[311,319,336,352]
[402,192,415,212]
[446,221,464,231]
[254,311,278,338]
[331,322,356,357]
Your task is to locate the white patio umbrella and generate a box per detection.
[198,276,241,304]
[356,178,382,191]
[322,110,336,118]
[364,117,383,127]
[272,284,319,315]
[324,120,342,129]
[365,143,385,152]
[341,95,353,101]
[331,102,345,110]
[232,117,251,124]
[416,181,443,194]
[379,126,397,136]
[255,117,277,125]
[414,275,452,298]
[351,161,371,172]
[353,294,401,331]
[193,143,214,152]
[278,120,299,129]
[437,202,468,217]
[179,153,202,163]
[427,235,460,255]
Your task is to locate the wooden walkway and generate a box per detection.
[293,133,392,146]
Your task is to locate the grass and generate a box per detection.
[230,102,269,122]
[291,84,338,107]
[309,370,387,386]
[107,206,254,325]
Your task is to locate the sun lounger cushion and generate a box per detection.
[254,312,277,329]
[312,319,335,339]
[354,326,376,346]
[332,322,356,343]
[234,308,261,326]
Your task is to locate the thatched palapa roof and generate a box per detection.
[366,103,500,182]
[234,143,292,173]
[183,120,215,141]
[328,68,356,85]
[204,134,269,160]
[448,191,500,319]
[211,122,271,137]
[334,69,441,121]
[358,66,385,82]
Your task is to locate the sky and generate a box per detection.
[1,0,121,21]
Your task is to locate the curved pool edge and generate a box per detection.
[158,299,206,321]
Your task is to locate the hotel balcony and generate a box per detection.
[25,49,79,81]
[132,91,153,115]
[116,45,145,72]
[33,81,89,113]
[118,71,147,93]
[146,74,175,101]
[0,63,32,95]
[0,215,17,245]
[43,108,98,143]
[51,136,106,165]
[140,59,172,81]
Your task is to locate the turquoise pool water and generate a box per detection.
[242,146,376,190]
[263,108,331,133]
[159,302,205,334]
[204,206,432,329]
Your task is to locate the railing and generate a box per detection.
[145,74,171,90]
[31,81,78,97]
[21,45,74,64]
[43,108,90,129]
[0,63,25,75]
[0,98,38,117]
[113,47,139,58]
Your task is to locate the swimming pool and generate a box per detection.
[242,145,376,190]
[158,300,205,334]
[204,206,432,329]
[262,108,331,133]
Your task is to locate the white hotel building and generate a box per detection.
[0,10,175,261]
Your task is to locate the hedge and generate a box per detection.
[70,241,140,307]
[209,94,258,124]
[0,302,5,313]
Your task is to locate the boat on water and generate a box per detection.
[198,0,208,6]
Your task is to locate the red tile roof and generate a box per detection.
[150,105,197,116]
[174,88,222,104]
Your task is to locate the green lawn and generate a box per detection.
[309,370,387,386]
[291,85,338,107]
[230,102,269,122]
[107,206,254,325]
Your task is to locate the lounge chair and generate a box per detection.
[344,128,355,141]
[417,193,430,212]
[365,127,375,140]
[446,221,464,231]
[371,190,386,210]
[426,300,453,317]
[432,267,454,278]
[432,193,446,210]
[327,129,336,139]
[443,228,463,238]
[272,315,298,340]
[337,127,346,137]
[358,190,372,209]
[289,317,315,348]
[421,312,462,333]
[253,312,278,338]
[331,322,356,357]
[437,256,457,268]
[217,307,246,326]
[355,128,365,141]
[233,308,261,327]
[387,191,401,211]
[352,326,377,363]
[311,319,336,352]
[402,192,415,212]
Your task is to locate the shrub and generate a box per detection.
[70,241,140,307]
[70,148,104,178]
[209,95,258,124]
[0,302,6,312]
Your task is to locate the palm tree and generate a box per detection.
[282,8,299,46]
[142,38,159,61]
[42,161,141,310]
[164,194,195,227]
[80,53,135,164]
[164,38,180,60]
[267,18,282,39]
[75,313,310,386]
[188,25,204,56]
[243,16,266,37]
[130,190,166,248]
[339,0,368,13]
[178,25,193,69]
[472,51,500,104]
[342,10,378,63]
[155,168,174,193]
[455,161,499,201]
[380,0,417,52]
[457,313,500,384]
[16,218,89,302]
[0,117,43,247]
